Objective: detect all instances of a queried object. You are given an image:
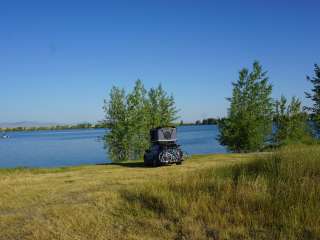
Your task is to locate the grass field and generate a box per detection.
[1,145,319,240]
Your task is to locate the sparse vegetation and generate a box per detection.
[1,145,319,240]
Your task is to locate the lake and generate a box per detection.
[0,125,226,168]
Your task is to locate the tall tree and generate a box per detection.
[103,80,178,162]
[305,64,320,136]
[218,61,273,152]
[103,87,129,161]
[126,80,149,160]
[147,87,161,128]
[273,96,310,145]
[147,84,178,129]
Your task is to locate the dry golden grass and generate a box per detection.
[118,145,320,240]
[0,154,247,240]
[1,146,319,240]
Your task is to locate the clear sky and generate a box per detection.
[1,0,319,123]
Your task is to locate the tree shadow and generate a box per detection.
[96,161,147,168]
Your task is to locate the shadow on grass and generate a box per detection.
[97,161,147,168]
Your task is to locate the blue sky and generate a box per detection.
[1,0,319,123]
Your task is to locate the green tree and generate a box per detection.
[273,96,310,145]
[218,61,273,152]
[103,87,129,161]
[103,80,178,162]
[202,119,208,125]
[305,64,320,136]
[147,84,178,129]
[207,118,217,125]
[126,80,149,160]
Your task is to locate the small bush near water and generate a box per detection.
[120,145,320,239]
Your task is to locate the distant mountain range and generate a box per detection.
[0,121,60,128]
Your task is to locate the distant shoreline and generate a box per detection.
[0,122,107,132]
[1,122,218,132]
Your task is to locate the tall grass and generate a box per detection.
[119,145,320,239]
[1,148,319,239]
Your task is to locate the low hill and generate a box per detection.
[0,121,59,128]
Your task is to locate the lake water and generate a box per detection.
[0,125,226,168]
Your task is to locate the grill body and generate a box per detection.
[144,127,183,167]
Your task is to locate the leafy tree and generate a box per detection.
[218,61,273,152]
[103,86,129,161]
[305,64,320,136]
[103,80,178,162]
[146,87,161,128]
[273,96,310,145]
[75,123,92,129]
[94,120,107,129]
[202,118,218,125]
[207,118,217,125]
[202,119,208,125]
[126,80,149,160]
[147,84,178,129]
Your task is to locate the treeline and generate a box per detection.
[1,121,107,132]
[218,62,320,152]
[180,118,220,126]
[104,62,320,161]
[104,80,178,161]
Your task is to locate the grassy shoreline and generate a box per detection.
[0,152,264,174]
[1,148,319,239]
[0,153,241,174]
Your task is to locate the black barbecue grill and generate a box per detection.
[144,127,184,167]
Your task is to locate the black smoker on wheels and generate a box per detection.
[144,127,184,167]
